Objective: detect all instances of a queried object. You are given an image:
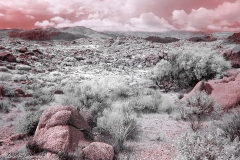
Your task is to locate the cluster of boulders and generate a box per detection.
[30,106,114,160]
[228,32,240,44]
[220,45,240,68]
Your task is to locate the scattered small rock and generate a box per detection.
[82,142,114,160]
[0,52,17,62]
[16,46,28,53]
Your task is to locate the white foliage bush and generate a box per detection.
[152,47,231,89]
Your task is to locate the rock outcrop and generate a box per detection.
[228,32,240,44]
[33,106,91,154]
[220,45,240,68]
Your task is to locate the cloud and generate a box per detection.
[35,20,55,28]
[35,12,175,32]
[172,0,240,32]
[0,0,240,32]
[128,12,176,32]
[26,15,35,19]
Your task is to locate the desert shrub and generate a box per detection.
[180,91,219,131]
[110,84,132,100]
[62,82,111,125]
[178,131,240,160]
[8,29,59,41]
[97,102,138,153]
[128,89,176,114]
[17,110,43,135]
[0,72,12,81]
[4,86,17,97]
[23,91,54,111]
[152,48,231,90]
[0,100,11,113]
[214,111,240,142]
[4,146,31,160]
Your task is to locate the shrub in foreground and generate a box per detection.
[178,131,240,160]
[62,82,111,125]
[97,102,138,153]
[129,89,176,114]
[180,91,219,131]
[17,110,43,135]
[214,111,240,142]
[152,48,231,90]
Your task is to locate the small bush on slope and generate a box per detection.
[214,110,240,142]
[180,91,219,131]
[17,110,43,135]
[152,47,231,90]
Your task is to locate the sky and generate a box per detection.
[0,0,240,32]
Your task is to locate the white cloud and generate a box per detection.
[129,12,176,32]
[35,20,55,28]
[26,15,35,19]
[172,0,240,31]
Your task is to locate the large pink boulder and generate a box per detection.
[182,69,240,110]
[33,106,91,153]
[208,73,240,110]
[181,81,213,101]
[82,142,114,160]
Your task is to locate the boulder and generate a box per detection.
[14,88,26,97]
[82,142,114,160]
[208,73,240,110]
[33,106,91,154]
[0,46,5,50]
[0,52,16,62]
[182,81,213,101]
[182,70,240,110]
[17,46,28,53]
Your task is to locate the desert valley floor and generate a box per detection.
[1,27,240,160]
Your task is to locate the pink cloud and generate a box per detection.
[0,0,239,32]
[172,0,240,32]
